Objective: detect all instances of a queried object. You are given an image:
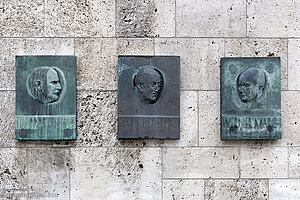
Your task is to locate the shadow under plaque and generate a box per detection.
[15,56,76,140]
[221,57,281,140]
[118,56,180,139]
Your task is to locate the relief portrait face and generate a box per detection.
[46,68,62,103]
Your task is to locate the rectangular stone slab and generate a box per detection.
[221,57,281,139]
[118,56,180,139]
[15,56,76,140]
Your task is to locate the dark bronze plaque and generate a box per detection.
[16,56,76,140]
[221,57,281,139]
[118,56,180,139]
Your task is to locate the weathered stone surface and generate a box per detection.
[28,148,69,199]
[288,39,300,90]
[269,179,300,200]
[240,147,288,178]
[163,147,239,178]
[163,180,204,200]
[45,0,115,37]
[155,38,224,90]
[289,147,300,178]
[225,39,288,90]
[205,179,268,200]
[176,0,246,37]
[75,38,154,91]
[0,38,74,90]
[70,148,162,200]
[116,0,175,37]
[247,0,300,37]
[0,0,44,37]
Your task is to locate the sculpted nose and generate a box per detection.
[57,82,62,90]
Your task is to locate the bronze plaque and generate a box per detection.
[221,57,281,139]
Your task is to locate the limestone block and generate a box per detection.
[204,179,268,200]
[269,179,300,200]
[0,0,44,37]
[75,38,154,90]
[45,0,115,37]
[225,39,288,90]
[155,39,224,90]
[240,147,288,178]
[247,0,300,37]
[28,148,69,200]
[288,147,300,178]
[176,0,246,37]
[163,180,204,200]
[163,147,239,178]
[70,148,162,200]
[288,39,300,90]
[116,0,175,37]
[0,38,74,90]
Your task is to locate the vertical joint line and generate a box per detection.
[245,0,248,37]
[197,91,200,146]
[115,0,117,38]
[174,0,177,37]
[287,39,289,90]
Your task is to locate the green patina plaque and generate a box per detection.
[221,57,281,140]
[15,56,76,140]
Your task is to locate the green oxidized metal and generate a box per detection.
[221,57,281,140]
[15,56,76,140]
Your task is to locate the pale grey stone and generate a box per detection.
[247,0,300,37]
[269,179,300,200]
[205,179,268,200]
[288,39,300,90]
[45,0,115,37]
[28,148,69,200]
[176,0,246,37]
[163,180,204,200]
[155,38,224,90]
[240,147,288,178]
[288,147,300,178]
[0,38,74,90]
[0,0,44,37]
[163,147,239,178]
[116,0,175,37]
[225,39,288,90]
[70,148,162,200]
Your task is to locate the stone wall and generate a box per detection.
[1,0,300,199]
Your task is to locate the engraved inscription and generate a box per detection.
[119,117,179,129]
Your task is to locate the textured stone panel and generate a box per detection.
[289,147,300,178]
[240,147,288,178]
[205,179,268,200]
[269,179,300,200]
[116,0,175,37]
[0,0,44,37]
[176,0,246,37]
[288,39,300,90]
[163,180,204,200]
[155,38,224,90]
[75,38,154,90]
[70,148,162,200]
[0,38,74,90]
[225,39,288,90]
[163,147,239,178]
[45,0,115,37]
[28,148,69,200]
[247,0,300,37]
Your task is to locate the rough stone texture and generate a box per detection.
[225,39,288,90]
[75,38,154,91]
[163,180,204,200]
[27,148,69,200]
[70,148,162,200]
[116,0,175,37]
[247,0,300,37]
[176,0,246,37]
[269,179,300,200]
[155,38,224,90]
[288,147,300,178]
[288,39,300,90]
[240,147,288,178]
[163,147,239,178]
[45,0,115,37]
[204,179,268,200]
[0,0,44,37]
[0,38,74,90]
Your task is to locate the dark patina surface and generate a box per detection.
[118,56,180,139]
[221,57,281,139]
